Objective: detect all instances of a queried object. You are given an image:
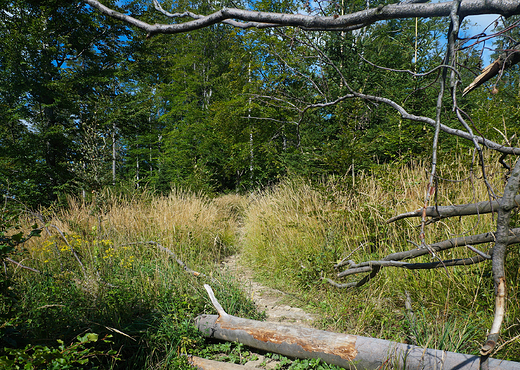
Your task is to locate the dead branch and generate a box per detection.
[84,0,520,37]
[196,285,520,370]
[329,227,520,289]
[131,241,206,278]
[334,227,520,270]
[463,48,520,96]
[337,255,488,278]
[387,195,520,223]
[481,157,520,361]
[5,257,41,274]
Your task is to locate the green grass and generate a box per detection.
[2,152,520,368]
[1,190,261,369]
[240,153,520,362]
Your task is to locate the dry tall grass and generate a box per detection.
[19,151,519,362]
[31,189,242,267]
[242,155,501,280]
[241,152,519,360]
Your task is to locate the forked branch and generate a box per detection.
[327,227,520,288]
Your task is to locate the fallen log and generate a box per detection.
[196,285,519,370]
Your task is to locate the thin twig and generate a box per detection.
[5,257,41,274]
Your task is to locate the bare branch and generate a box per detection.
[332,227,520,285]
[5,257,41,274]
[152,0,281,30]
[463,48,520,95]
[83,0,520,36]
[131,241,206,278]
[387,195,520,223]
[337,255,488,278]
[352,92,520,154]
[386,228,520,260]
[465,244,492,259]
[482,157,520,356]
[359,56,460,79]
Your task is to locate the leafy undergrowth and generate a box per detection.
[196,341,343,369]
[1,190,262,369]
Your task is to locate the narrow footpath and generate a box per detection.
[221,254,316,328]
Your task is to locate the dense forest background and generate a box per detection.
[2,0,519,208]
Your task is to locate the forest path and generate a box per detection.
[221,254,316,328]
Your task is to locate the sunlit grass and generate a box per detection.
[10,188,260,369]
[240,151,519,361]
[9,150,520,366]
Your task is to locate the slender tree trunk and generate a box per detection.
[112,122,116,186]
[248,58,253,186]
[136,143,140,188]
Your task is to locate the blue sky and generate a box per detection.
[462,13,502,65]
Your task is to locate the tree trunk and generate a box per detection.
[196,284,518,370]
[112,122,116,186]
[196,314,519,370]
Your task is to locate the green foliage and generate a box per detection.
[0,0,503,197]
[1,192,262,369]
[0,199,41,297]
[0,333,119,370]
[197,341,259,365]
[2,0,520,366]
[265,352,343,370]
[404,308,480,353]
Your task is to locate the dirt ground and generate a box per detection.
[218,254,317,369]
[221,254,316,327]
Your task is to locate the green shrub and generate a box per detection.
[0,333,119,370]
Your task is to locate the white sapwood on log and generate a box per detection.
[197,285,519,370]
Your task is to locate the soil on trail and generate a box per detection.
[222,254,316,328]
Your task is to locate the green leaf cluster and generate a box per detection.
[0,333,118,370]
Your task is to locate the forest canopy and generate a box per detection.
[2,0,518,206]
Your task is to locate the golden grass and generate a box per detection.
[26,188,244,280]
[20,150,519,361]
[240,151,519,359]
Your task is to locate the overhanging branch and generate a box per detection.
[83,0,520,36]
[328,227,520,288]
[387,195,520,223]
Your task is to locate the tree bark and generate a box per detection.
[196,286,520,370]
[387,196,520,223]
[83,0,520,36]
[481,157,520,364]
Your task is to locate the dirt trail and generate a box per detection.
[221,254,316,328]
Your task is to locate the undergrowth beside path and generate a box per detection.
[1,153,519,368]
[241,154,520,363]
[1,191,262,369]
